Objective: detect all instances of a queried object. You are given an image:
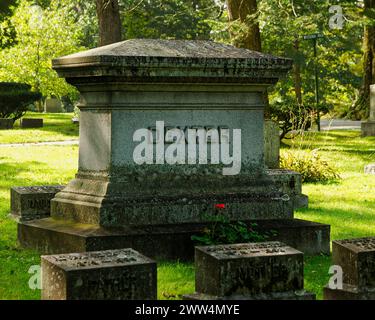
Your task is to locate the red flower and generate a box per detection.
[215,204,226,209]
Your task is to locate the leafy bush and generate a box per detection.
[0,82,41,122]
[280,149,340,183]
[191,215,277,246]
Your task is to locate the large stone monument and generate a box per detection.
[361,84,375,137]
[17,39,329,259]
[185,242,315,300]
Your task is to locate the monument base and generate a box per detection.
[361,121,375,137]
[323,284,375,300]
[18,217,330,260]
[183,291,316,300]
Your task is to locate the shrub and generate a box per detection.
[280,149,340,183]
[191,215,277,246]
[0,82,41,122]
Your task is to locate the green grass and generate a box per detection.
[0,112,78,144]
[0,128,374,300]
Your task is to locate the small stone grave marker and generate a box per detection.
[42,248,157,300]
[324,237,375,300]
[0,118,13,129]
[185,241,315,300]
[10,185,64,221]
[20,118,43,128]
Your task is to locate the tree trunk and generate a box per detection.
[351,0,374,119]
[227,0,261,51]
[96,0,122,47]
[293,38,303,105]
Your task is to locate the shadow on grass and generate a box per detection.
[0,160,56,192]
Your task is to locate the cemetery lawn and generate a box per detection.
[0,112,78,144]
[0,127,374,299]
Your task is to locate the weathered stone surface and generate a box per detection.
[0,118,13,129]
[48,39,295,227]
[18,39,329,258]
[264,120,280,169]
[361,121,375,137]
[53,39,292,83]
[195,242,304,297]
[365,164,375,175]
[265,169,308,210]
[42,248,156,300]
[186,241,315,300]
[361,85,375,137]
[44,98,63,113]
[11,185,64,221]
[332,238,375,289]
[18,218,330,260]
[323,283,375,300]
[370,84,375,121]
[184,290,316,300]
[20,118,43,128]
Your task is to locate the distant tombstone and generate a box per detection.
[44,98,63,113]
[10,186,65,221]
[365,164,375,175]
[185,242,315,300]
[361,85,375,137]
[42,248,157,300]
[0,118,13,129]
[264,120,280,169]
[20,118,43,128]
[71,117,79,125]
[324,237,375,300]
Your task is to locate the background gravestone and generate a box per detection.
[17,39,329,259]
[0,119,13,129]
[361,84,375,136]
[42,248,156,300]
[264,120,280,169]
[44,98,63,113]
[20,118,43,128]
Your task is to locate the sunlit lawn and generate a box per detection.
[0,114,374,299]
[0,112,78,144]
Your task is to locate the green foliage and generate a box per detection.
[191,215,276,246]
[269,96,315,140]
[0,82,41,121]
[280,149,340,183]
[0,0,84,99]
[121,0,220,40]
[259,0,363,119]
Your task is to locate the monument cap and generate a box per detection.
[53,39,292,83]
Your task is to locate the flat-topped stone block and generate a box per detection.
[324,237,375,300]
[42,248,156,300]
[20,118,43,128]
[185,242,314,300]
[11,185,64,221]
[53,39,292,83]
[0,118,13,129]
[332,238,375,289]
